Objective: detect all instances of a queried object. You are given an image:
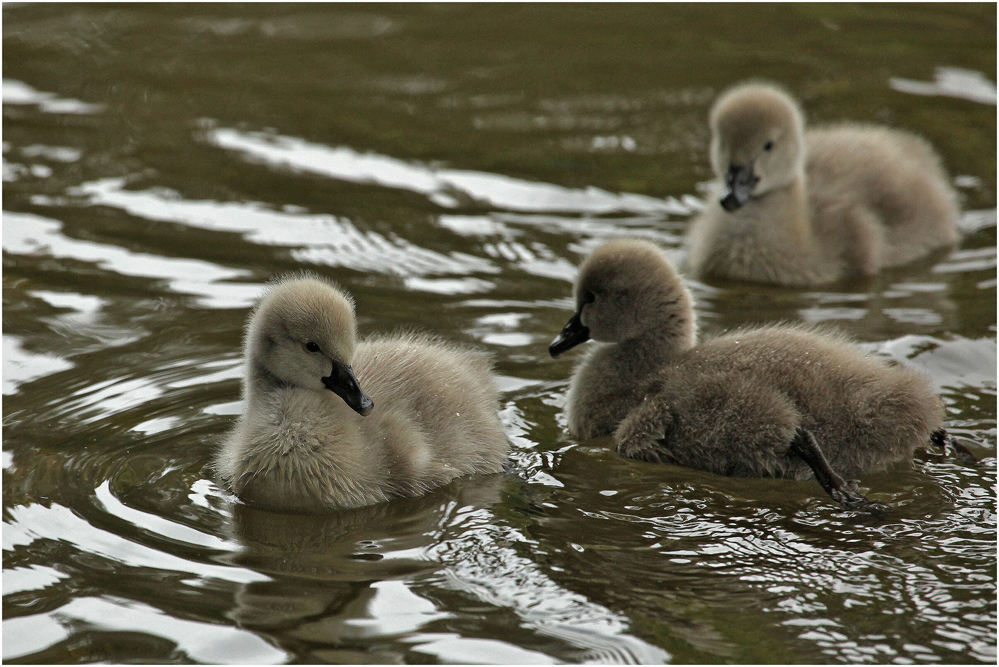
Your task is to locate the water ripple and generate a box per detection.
[3,210,255,308]
[55,177,498,280]
[204,126,694,215]
[1,78,105,114]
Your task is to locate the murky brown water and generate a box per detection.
[3,4,996,664]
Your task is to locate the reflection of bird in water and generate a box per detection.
[690,264,960,343]
[222,475,507,658]
[686,81,960,286]
[214,274,509,512]
[551,239,962,512]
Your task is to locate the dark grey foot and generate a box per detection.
[788,427,889,515]
[930,429,979,465]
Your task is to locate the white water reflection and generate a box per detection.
[330,579,453,639]
[3,210,257,308]
[483,240,579,281]
[204,126,695,215]
[3,596,287,663]
[957,208,998,235]
[933,246,997,274]
[2,614,69,662]
[61,178,497,279]
[2,564,69,596]
[55,375,164,425]
[94,481,234,551]
[1,79,105,114]
[3,502,267,585]
[866,335,998,392]
[467,312,536,347]
[31,289,106,317]
[3,161,49,181]
[2,335,74,395]
[402,276,495,294]
[493,211,691,242]
[411,633,557,664]
[890,67,997,105]
[438,214,523,238]
[27,288,147,354]
[20,144,83,162]
[797,306,868,323]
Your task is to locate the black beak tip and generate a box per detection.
[356,396,374,417]
[720,194,742,212]
[323,365,374,416]
[549,313,590,358]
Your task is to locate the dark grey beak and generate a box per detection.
[549,311,590,358]
[322,361,374,416]
[720,163,759,211]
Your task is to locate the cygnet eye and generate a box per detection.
[763,140,774,152]
[583,291,596,304]
[305,341,321,353]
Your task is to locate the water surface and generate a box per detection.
[3,4,996,664]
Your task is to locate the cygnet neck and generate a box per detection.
[246,360,290,396]
[243,335,299,403]
[613,315,697,368]
[745,175,812,242]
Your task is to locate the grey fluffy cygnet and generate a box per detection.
[550,239,957,511]
[215,274,509,512]
[686,82,960,286]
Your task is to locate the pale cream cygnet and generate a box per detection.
[550,239,963,511]
[686,82,960,285]
[215,274,509,512]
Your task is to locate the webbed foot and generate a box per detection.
[830,478,890,515]
[788,427,889,516]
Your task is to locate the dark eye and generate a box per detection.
[305,341,321,353]
[763,140,774,152]
[583,291,596,304]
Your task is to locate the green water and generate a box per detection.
[3,3,995,664]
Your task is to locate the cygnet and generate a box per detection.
[550,239,964,511]
[215,274,509,512]
[686,81,960,285]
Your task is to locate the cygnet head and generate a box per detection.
[709,82,806,211]
[246,274,373,416]
[549,239,696,357]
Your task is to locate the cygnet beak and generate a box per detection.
[549,311,590,358]
[720,162,759,211]
[322,361,374,416]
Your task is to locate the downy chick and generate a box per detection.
[686,82,960,285]
[551,239,963,511]
[215,274,509,512]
